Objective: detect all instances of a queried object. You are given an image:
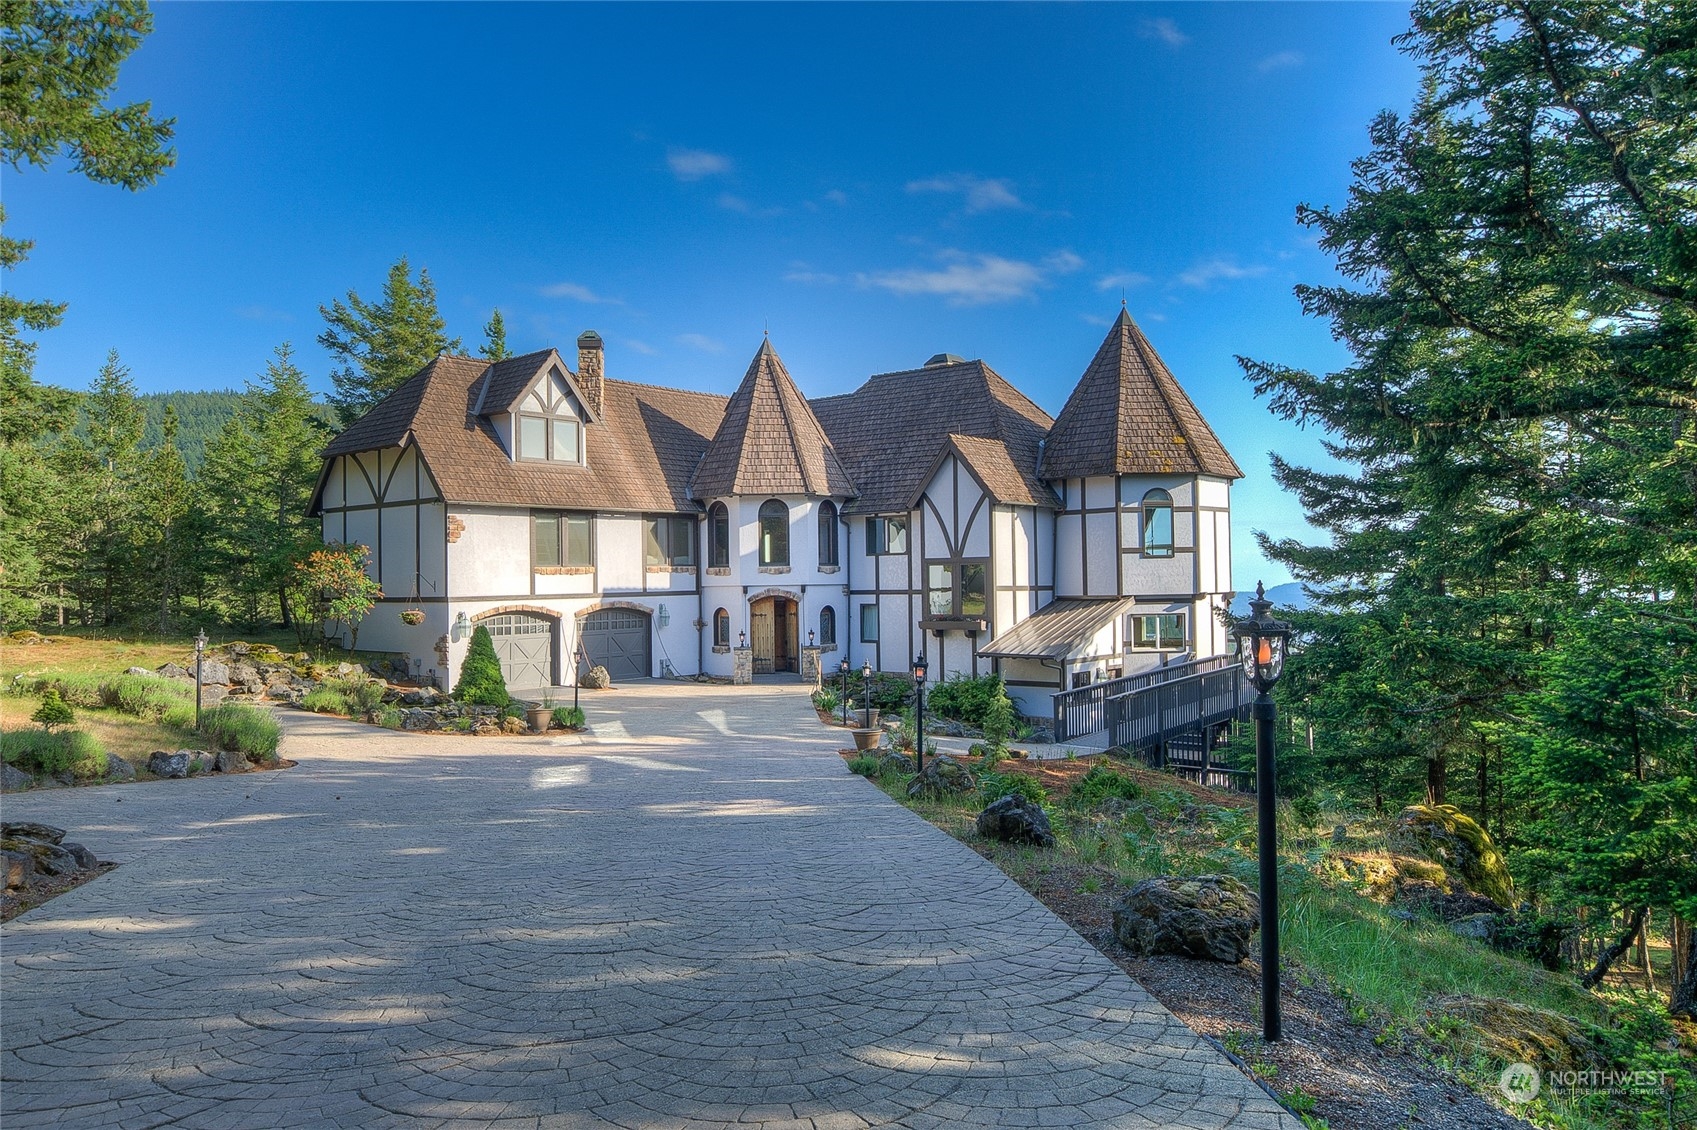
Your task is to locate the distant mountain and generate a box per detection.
[134,391,336,471]
[1229,582,1310,618]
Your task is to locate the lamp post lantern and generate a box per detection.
[1232,580,1292,1042]
[860,660,873,729]
[838,658,851,727]
[193,629,209,731]
[912,654,928,772]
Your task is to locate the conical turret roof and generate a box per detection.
[1042,309,1241,480]
[689,339,858,499]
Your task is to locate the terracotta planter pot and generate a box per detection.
[851,728,882,752]
[859,708,880,729]
[526,706,552,732]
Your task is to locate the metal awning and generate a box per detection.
[978,598,1137,661]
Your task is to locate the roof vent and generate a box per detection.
[924,353,965,367]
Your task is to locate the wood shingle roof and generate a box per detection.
[1042,309,1242,480]
[688,340,857,500]
[812,359,1060,514]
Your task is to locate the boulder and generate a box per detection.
[1437,996,1603,1073]
[3,849,34,890]
[1111,875,1261,963]
[501,716,527,734]
[1,762,33,792]
[229,663,260,686]
[197,659,231,686]
[1388,804,1515,907]
[157,662,190,680]
[104,753,136,781]
[2,821,66,844]
[215,749,248,774]
[975,794,1056,847]
[187,753,216,775]
[581,665,611,689]
[905,755,975,799]
[3,838,79,877]
[126,666,151,677]
[1449,913,1498,942]
[400,708,439,732]
[60,841,98,869]
[1392,878,1504,922]
[876,752,916,776]
[147,750,191,779]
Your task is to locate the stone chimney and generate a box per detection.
[576,330,604,417]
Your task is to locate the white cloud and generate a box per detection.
[905,173,1025,213]
[1079,312,1115,328]
[1096,271,1151,292]
[784,269,840,286]
[1257,51,1304,73]
[1175,258,1270,288]
[234,304,292,322]
[823,189,848,205]
[622,338,657,356]
[540,281,620,304]
[1140,18,1188,47]
[677,333,724,353]
[857,249,1081,306]
[717,193,752,214]
[667,147,731,181]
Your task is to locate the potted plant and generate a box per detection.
[399,608,426,626]
[526,697,554,733]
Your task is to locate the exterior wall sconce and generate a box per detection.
[808,629,816,647]
[658,603,670,629]
[739,629,747,648]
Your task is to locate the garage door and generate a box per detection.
[483,613,554,689]
[580,608,650,682]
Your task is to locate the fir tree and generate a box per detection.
[135,405,192,630]
[320,257,460,426]
[479,308,510,361]
[453,625,510,706]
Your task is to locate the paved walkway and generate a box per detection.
[1,683,1295,1129]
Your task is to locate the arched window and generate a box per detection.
[713,607,730,647]
[708,502,730,568]
[1142,489,1174,557]
[817,500,839,567]
[759,500,789,566]
[818,606,836,646]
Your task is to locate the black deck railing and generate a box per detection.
[1051,655,1233,742]
[1052,656,1255,790]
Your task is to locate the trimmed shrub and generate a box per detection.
[199,702,281,764]
[979,771,1048,806]
[1068,765,1144,809]
[1,728,106,778]
[12,673,104,708]
[99,673,192,720]
[326,676,386,719]
[31,687,74,731]
[847,754,880,777]
[454,625,510,706]
[552,704,585,730]
[927,673,1013,730]
[301,686,349,715]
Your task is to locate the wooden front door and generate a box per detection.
[749,596,798,674]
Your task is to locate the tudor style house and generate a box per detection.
[311,311,1242,718]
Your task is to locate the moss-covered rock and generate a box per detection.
[1323,851,1451,903]
[1112,875,1261,963]
[1388,804,1515,907]
[1437,996,1602,1073]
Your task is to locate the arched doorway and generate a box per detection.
[748,595,798,675]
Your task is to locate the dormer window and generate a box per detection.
[515,369,584,464]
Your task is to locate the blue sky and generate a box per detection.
[9,2,1421,589]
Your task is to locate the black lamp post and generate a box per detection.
[912,654,928,772]
[1232,580,1292,1043]
[193,628,208,731]
[838,658,851,726]
[860,660,873,728]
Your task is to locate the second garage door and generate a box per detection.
[579,608,651,682]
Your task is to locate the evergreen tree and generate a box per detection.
[453,624,509,706]
[479,308,510,361]
[134,405,192,630]
[320,257,460,426]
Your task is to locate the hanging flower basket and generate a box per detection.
[399,609,426,626]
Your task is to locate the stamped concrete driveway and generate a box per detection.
[1,682,1296,1130]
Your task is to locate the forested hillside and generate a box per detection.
[134,391,334,470]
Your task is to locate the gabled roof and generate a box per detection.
[1043,309,1242,480]
[471,349,603,422]
[688,340,857,500]
[813,358,1060,514]
[977,597,1137,660]
[319,355,726,512]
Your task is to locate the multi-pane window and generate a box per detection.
[818,500,839,567]
[1142,489,1174,557]
[819,606,836,646]
[517,415,581,463]
[925,560,988,618]
[859,603,879,642]
[713,608,730,647]
[865,515,907,555]
[759,500,789,566]
[707,502,730,568]
[1132,613,1187,650]
[532,512,593,568]
[645,516,695,567]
